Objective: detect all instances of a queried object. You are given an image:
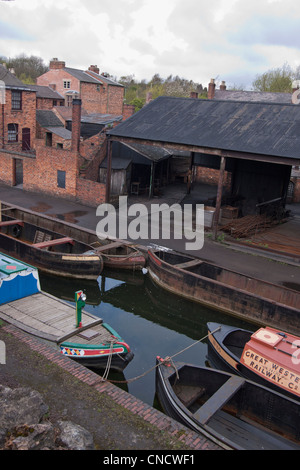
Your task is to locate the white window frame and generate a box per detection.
[63,80,71,89]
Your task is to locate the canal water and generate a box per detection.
[39,269,256,408]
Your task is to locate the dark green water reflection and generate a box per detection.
[40,269,256,406]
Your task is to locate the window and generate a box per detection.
[66,95,73,107]
[63,80,71,89]
[8,123,18,142]
[57,170,66,189]
[11,91,22,110]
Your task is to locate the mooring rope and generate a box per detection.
[100,340,114,381]
[99,326,221,385]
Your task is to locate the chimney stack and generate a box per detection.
[71,99,81,152]
[50,58,66,69]
[208,79,216,99]
[220,81,226,91]
[88,65,100,74]
[190,92,198,99]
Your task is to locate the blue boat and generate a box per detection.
[0,253,133,372]
[0,254,40,304]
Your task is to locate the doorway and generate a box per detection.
[22,128,31,151]
[14,159,23,187]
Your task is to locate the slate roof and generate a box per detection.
[30,85,64,100]
[108,96,300,161]
[0,64,34,91]
[45,127,72,139]
[214,90,292,104]
[65,67,123,87]
[36,110,64,127]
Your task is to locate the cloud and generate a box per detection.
[0,0,300,89]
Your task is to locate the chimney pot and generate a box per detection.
[208,78,216,99]
[88,65,100,74]
[50,59,65,69]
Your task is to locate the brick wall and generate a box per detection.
[37,69,80,100]
[194,166,232,190]
[23,140,78,198]
[0,150,16,185]
[76,178,106,206]
[37,66,124,115]
[106,85,124,115]
[291,177,300,203]
[1,89,36,152]
[80,82,103,114]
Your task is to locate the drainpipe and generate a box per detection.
[105,139,112,203]
[1,104,4,149]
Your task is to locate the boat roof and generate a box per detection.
[245,327,300,373]
[0,253,36,278]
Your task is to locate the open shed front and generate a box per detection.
[105,97,300,241]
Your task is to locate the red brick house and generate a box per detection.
[37,59,124,115]
[30,84,65,109]
[0,64,36,154]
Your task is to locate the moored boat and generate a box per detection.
[147,248,300,335]
[156,357,300,450]
[0,214,103,279]
[0,253,133,372]
[207,322,300,401]
[1,203,146,272]
[89,240,146,271]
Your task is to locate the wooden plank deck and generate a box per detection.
[0,292,108,343]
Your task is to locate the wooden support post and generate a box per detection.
[212,156,226,241]
[149,162,155,198]
[105,139,112,203]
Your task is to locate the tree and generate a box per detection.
[4,54,48,83]
[252,63,296,93]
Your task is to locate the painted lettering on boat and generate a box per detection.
[242,348,300,396]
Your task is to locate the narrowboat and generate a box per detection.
[0,204,146,271]
[156,357,300,450]
[0,215,103,279]
[207,322,300,401]
[0,253,133,372]
[147,248,300,335]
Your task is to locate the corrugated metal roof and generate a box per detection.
[108,96,300,160]
[122,142,171,162]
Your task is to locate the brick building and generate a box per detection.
[30,84,65,109]
[0,64,36,154]
[37,59,124,115]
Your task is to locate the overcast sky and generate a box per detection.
[1,0,300,89]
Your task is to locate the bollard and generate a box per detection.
[75,290,86,328]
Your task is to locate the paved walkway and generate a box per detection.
[0,182,299,288]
